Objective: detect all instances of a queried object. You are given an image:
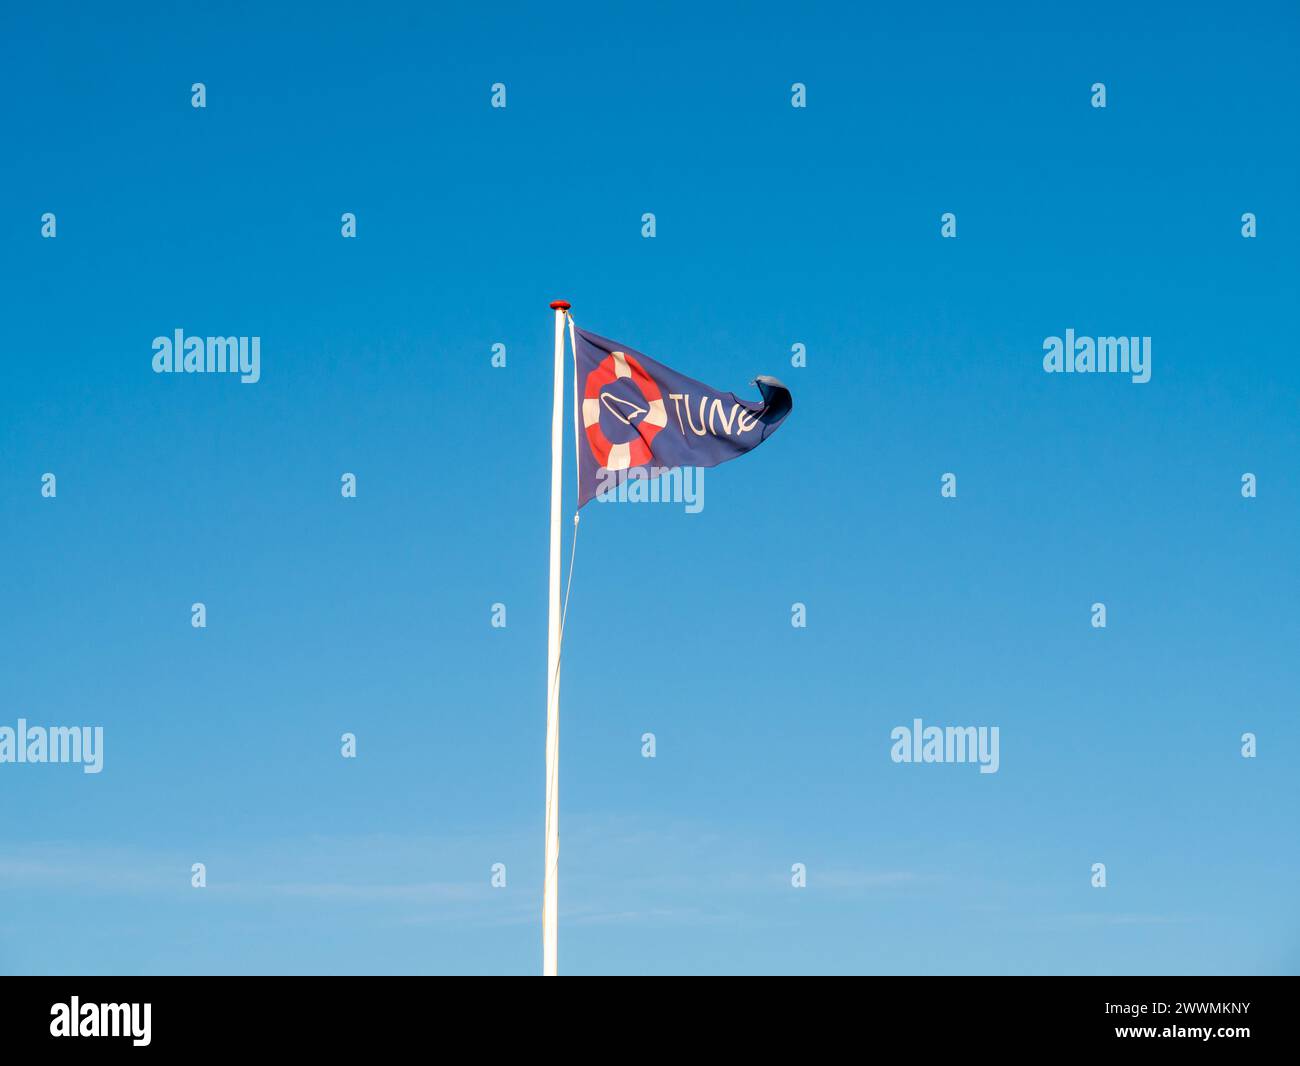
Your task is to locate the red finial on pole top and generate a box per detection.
[549,300,571,311]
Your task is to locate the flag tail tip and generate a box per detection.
[754,375,794,419]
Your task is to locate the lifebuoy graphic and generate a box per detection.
[582,351,667,470]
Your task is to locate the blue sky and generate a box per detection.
[1,1,1297,975]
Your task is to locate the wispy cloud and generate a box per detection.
[1048,912,1200,927]
[815,870,924,891]
[244,880,485,904]
[0,825,931,936]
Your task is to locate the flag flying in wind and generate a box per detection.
[573,325,793,506]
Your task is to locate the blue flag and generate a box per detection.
[574,325,793,507]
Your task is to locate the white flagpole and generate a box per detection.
[543,298,570,976]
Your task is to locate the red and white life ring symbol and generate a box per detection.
[582,351,667,470]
